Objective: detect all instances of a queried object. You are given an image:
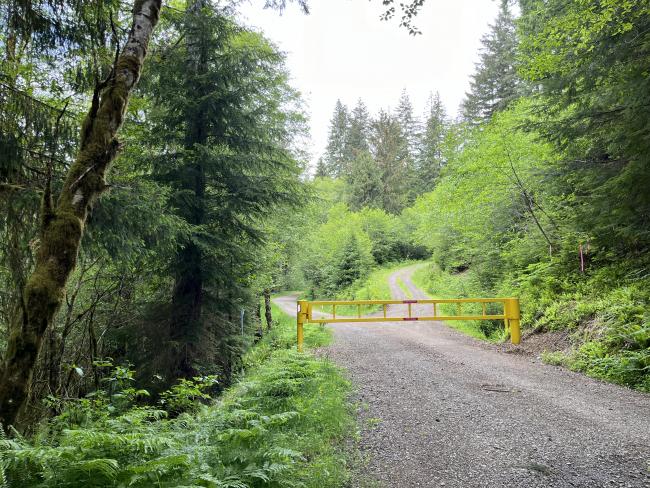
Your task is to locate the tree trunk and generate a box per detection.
[263,288,273,330]
[254,297,263,342]
[170,243,204,378]
[168,0,209,381]
[0,0,162,430]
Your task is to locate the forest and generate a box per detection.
[0,0,648,486]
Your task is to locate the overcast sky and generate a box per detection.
[237,0,500,167]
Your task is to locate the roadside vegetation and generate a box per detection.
[0,305,354,487]
[311,261,418,315]
[411,264,503,341]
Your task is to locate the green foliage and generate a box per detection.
[298,185,423,299]
[0,307,352,487]
[159,375,219,415]
[409,95,650,390]
[346,151,382,211]
[415,91,447,194]
[410,101,558,288]
[462,0,522,125]
[411,263,504,341]
[323,100,350,177]
[335,234,367,289]
[117,5,308,383]
[321,91,447,213]
[535,281,650,391]
[519,0,650,254]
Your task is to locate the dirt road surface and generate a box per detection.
[273,264,650,488]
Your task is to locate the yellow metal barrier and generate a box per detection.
[296,297,521,352]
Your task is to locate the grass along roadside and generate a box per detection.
[0,303,355,487]
[411,262,506,342]
[312,261,417,316]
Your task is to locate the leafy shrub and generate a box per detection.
[159,375,219,415]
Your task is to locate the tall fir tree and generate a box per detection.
[371,109,409,214]
[314,157,329,178]
[147,4,304,385]
[461,0,520,125]
[323,100,350,177]
[167,0,210,380]
[334,233,364,289]
[395,89,421,161]
[346,99,371,160]
[346,151,382,210]
[417,91,447,194]
[394,90,420,203]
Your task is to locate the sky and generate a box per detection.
[237,0,500,167]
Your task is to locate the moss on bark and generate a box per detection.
[0,0,162,431]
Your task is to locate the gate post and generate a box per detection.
[297,300,307,352]
[507,298,521,345]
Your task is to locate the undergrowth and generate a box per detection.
[0,306,354,487]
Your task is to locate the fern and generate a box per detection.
[1,314,353,487]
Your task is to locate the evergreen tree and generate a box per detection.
[395,89,421,160]
[394,90,420,202]
[147,5,304,384]
[417,92,447,193]
[346,151,382,210]
[346,99,371,160]
[371,110,409,214]
[334,233,364,289]
[314,157,329,178]
[323,100,350,177]
[461,0,520,125]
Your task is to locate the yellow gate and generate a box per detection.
[296,298,521,352]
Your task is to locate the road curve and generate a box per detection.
[274,264,650,488]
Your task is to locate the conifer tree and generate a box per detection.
[146,4,304,384]
[394,90,420,202]
[395,89,421,160]
[334,233,364,289]
[417,91,447,193]
[314,157,329,178]
[461,0,520,125]
[346,151,382,210]
[323,100,350,177]
[371,110,409,214]
[346,99,371,160]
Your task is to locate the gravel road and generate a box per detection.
[273,264,650,488]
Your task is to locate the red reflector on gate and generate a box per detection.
[402,300,418,304]
[403,317,419,321]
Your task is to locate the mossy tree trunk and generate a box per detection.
[0,0,162,430]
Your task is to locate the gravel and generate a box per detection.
[274,265,650,488]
